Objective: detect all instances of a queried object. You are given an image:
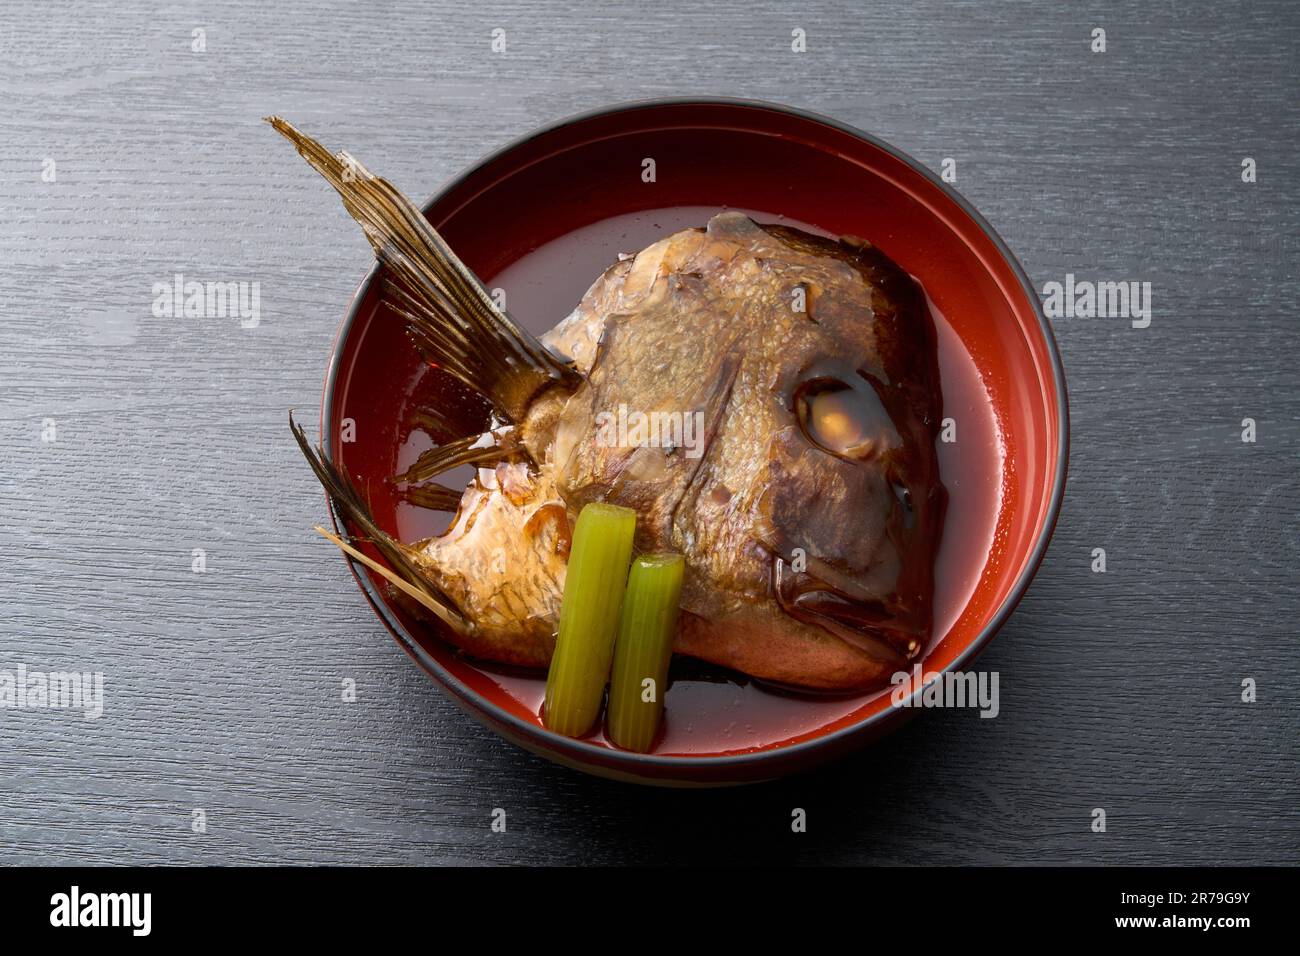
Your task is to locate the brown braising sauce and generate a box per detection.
[392,208,1002,756]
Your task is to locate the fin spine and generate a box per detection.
[289,412,466,632]
[267,116,581,421]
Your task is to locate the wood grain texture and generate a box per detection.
[1,0,1296,865]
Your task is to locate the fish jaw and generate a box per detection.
[674,607,903,692]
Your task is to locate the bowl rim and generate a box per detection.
[318,95,1071,774]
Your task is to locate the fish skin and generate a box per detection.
[407,212,945,690]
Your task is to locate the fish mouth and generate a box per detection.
[768,551,921,666]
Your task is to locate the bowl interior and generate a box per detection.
[323,101,1064,772]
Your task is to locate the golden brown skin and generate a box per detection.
[407,213,945,690]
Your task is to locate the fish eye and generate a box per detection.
[794,376,899,460]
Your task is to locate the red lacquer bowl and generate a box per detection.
[318,98,1068,785]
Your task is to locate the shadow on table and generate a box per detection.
[513,710,968,866]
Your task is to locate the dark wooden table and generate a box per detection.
[2,0,1295,865]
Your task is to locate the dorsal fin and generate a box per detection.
[267,116,581,421]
